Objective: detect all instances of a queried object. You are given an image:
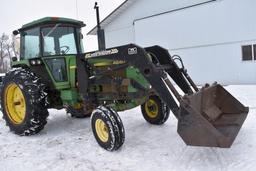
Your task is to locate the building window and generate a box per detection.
[242,45,252,61]
[241,44,256,61]
[254,44,256,60]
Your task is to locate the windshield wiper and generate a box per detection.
[45,23,61,37]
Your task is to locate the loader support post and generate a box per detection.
[76,54,89,96]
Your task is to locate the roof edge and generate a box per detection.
[19,17,86,31]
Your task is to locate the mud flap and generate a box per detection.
[177,84,249,148]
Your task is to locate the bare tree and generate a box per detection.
[11,34,19,58]
[0,33,18,72]
[0,33,9,72]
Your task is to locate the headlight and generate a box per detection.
[30,59,43,66]
[36,60,42,65]
[30,60,36,65]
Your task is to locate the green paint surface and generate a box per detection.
[60,89,79,105]
[12,60,30,67]
[126,67,150,90]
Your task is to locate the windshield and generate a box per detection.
[42,25,77,56]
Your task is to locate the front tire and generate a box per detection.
[141,95,170,125]
[91,106,125,151]
[1,68,49,135]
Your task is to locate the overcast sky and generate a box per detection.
[0,0,125,51]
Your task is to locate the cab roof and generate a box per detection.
[19,17,86,31]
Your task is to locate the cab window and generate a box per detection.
[21,28,40,59]
[41,26,77,56]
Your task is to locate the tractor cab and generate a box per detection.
[13,17,85,87]
[12,17,86,108]
[15,17,85,59]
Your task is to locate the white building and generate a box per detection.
[88,0,256,85]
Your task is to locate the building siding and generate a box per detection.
[103,0,256,84]
[104,0,212,47]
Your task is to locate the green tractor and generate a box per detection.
[1,16,249,151]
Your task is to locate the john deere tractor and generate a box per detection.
[1,16,248,151]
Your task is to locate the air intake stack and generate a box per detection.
[94,2,106,51]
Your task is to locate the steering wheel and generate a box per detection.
[60,46,70,54]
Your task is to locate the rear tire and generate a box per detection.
[141,95,170,125]
[91,106,125,151]
[1,68,49,135]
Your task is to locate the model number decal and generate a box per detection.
[85,49,119,58]
[128,47,137,55]
[113,60,126,65]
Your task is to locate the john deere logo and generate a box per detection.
[128,47,138,55]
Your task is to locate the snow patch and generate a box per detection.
[0,85,255,171]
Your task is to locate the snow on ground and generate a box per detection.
[0,85,256,171]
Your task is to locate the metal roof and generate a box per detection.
[87,0,136,35]
[20,17,86,31]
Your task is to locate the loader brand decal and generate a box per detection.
[128,47,138,55]
[85,49,119,58]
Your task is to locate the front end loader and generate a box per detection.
[0,16,248,151]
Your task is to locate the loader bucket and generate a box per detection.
[177,84,249,148]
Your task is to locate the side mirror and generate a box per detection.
[12,57,18,62]
[13,30,19,36]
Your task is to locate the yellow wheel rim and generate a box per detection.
[4,83,26,124]
[95,119,109,142]
[145,99,159,118]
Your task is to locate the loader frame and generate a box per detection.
[78,44,198,118]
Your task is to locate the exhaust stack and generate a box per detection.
[94,2,106,51]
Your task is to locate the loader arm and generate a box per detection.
[145,46,196,94]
